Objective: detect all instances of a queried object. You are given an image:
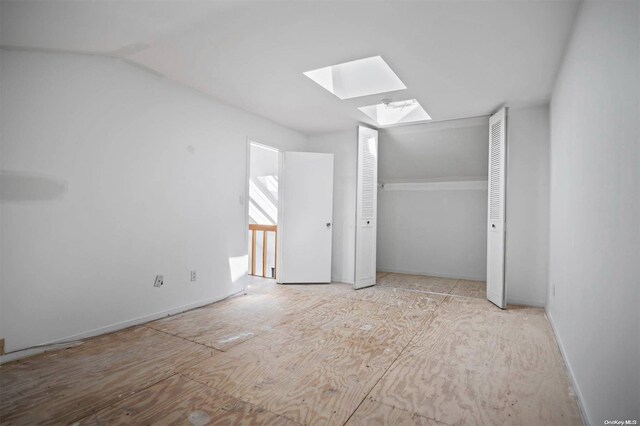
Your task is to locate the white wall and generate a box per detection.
[0,50,307,354]
[307,130,357,284]
[547,1,640,424]
[505,105,550,306]
[378,117,490,183]
[378,186,488,281]
[376,119,489,281]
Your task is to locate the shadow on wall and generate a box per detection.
[0,170,68,202]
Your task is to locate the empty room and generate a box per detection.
[0,1,638,425]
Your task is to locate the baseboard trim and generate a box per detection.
[377,267,485,282]
[545,310,589,426]
[0,290,243,364]
[506,297,546,308]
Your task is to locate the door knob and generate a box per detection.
[326,222,332,228]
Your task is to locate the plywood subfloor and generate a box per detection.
[0,273,581,425]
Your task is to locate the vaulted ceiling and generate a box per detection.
[1,1,579,135]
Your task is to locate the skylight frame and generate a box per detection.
[358,99,432,127]
[303,56,406,100]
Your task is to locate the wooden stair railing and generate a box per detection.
[249,224,277,278]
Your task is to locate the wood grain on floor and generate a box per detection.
[0,273,581,425]
[77,374,295,426]
[368,295,581,426]
[0,327,212,425]
[346,399,448,426]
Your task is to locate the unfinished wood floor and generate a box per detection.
[0,273,581,425]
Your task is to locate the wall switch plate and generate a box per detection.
[154,275,164,287]
[190,270,197,282]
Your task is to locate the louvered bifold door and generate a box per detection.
[486,108,507,308]
[354,126,378,289]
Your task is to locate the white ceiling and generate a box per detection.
[0,1,579,135]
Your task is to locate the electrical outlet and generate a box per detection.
[190,270,197,282]
[154,275,164,287]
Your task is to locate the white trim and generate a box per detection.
[376,267,485,282]
[1,290,243,364]
[276,151,284,283]
[244,137,251,294]
[331,276,355,285]
[545,310,589,426]
[506,297,546,308]
[381,180,487,191]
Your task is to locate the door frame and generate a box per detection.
[244,138,280,293]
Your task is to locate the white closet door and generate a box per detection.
[486,108,507,308]
[354,126,378,289]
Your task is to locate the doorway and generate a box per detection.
[245,141,335,285]
[375,117,490,292]
[246,141,279,279]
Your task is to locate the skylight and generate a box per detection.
[358,99,431,126]
[303,56,406,100]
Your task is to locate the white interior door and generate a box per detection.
[487,108,507,308]
[276,151,334,284]
[354,126,378,289]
